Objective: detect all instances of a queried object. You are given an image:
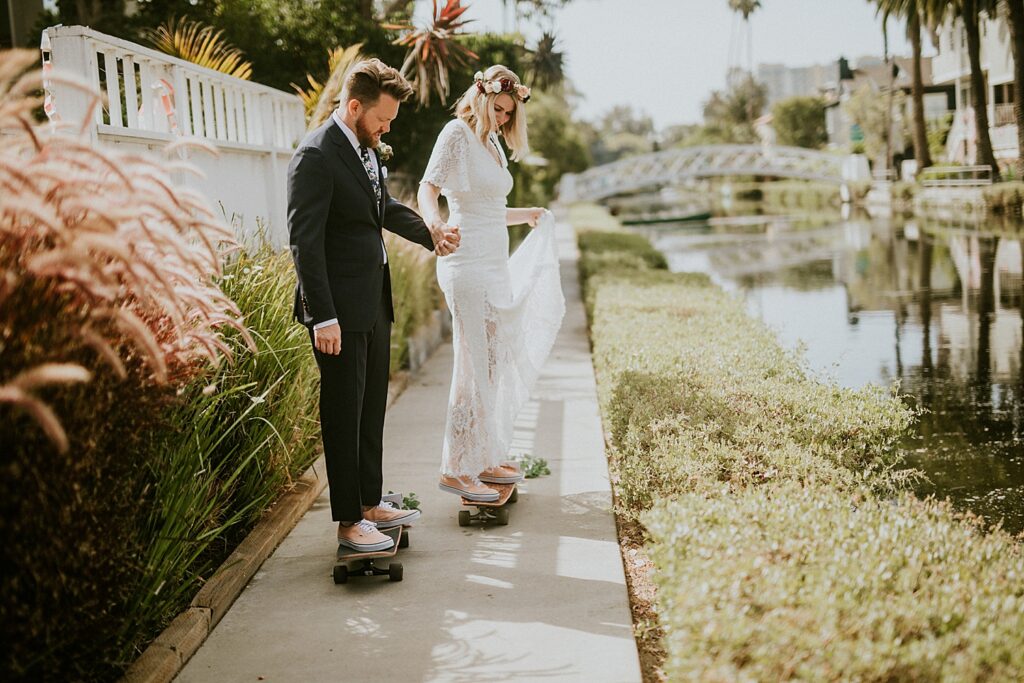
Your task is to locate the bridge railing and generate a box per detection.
[558,145,858,203]
[44,25,306,244]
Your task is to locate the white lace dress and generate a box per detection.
[421,118,565,477]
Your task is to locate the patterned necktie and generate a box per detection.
[359,146,381,206]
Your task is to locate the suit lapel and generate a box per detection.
[326,123,377,205]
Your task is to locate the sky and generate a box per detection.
[415,0,926,128]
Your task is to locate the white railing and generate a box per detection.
[993,103,1016,127]
[44,25,308,245]
[919,164,993,188]
[46,25,304,149]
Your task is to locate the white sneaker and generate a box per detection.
[337,519,394,552]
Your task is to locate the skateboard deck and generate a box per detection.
[458,483,519,526]
[334,525,403,583]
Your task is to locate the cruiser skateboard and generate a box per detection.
[334,526,404,584]
[458,482,519,527]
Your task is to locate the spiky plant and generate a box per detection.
[292,43,365,129]
[385,0,479,107]
[145,16,253,80]
[0,48,252,452]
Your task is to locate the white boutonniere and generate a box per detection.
[381,166,388,180]
[376,141,393,162]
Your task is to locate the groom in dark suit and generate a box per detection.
[288,59,458,552]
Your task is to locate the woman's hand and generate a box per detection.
[521,207,545,228]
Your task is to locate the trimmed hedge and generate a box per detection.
[578,228,1024,681]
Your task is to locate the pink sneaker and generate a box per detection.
[479,465,524,484]
[337,520,394,552]
[439,475,500,502]
[363,501,421,528]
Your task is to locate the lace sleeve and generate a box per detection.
[420,120,471,193]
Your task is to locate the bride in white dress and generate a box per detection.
[418,65,565,501]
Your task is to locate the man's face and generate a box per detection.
[354,94,400,148]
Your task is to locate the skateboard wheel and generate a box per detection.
[458,510,471,527]
[399,533,409,549]
[509,487,519,503]
[389,562,404,582]
[495,508,510,525]
[333,565,348,584]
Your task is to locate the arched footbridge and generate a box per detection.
[558,145,867,203]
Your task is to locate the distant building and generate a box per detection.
[3,0,44,48]
[931,11,1018,164]
[757,61,832,107]
[823,55,954,158]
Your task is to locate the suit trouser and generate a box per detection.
[309,282,391,522]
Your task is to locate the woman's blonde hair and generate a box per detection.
[453,65,529,162]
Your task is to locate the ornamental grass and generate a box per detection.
[0,49,316,679]
[577,225,1024,680]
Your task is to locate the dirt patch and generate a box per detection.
[615,515,667,683]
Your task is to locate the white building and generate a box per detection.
[757,61,833,107]
[931,10,1018,164]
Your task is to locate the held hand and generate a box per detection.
[313,323,342,356]
[526,208,545,228]
[434,224,460,257]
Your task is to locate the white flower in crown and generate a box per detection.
[376,141,393,162]
[488,81,502,94]
[474,71,484,82]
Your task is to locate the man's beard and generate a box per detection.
[354,114,377,148]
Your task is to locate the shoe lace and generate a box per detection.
[356,519,378,534]
[377,501,397,511]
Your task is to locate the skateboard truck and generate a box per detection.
[458,483,519,527]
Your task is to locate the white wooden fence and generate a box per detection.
[44,25,307,246]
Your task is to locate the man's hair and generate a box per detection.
[342,59,414,107]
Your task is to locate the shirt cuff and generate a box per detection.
[313,318,338,330]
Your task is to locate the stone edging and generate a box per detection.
[121,308,450,683]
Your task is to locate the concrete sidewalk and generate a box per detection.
[176,219,641,683]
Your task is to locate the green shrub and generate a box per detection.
[762,180,841,210]
[983,182,1024,217]
[571,227,1024,680]
[646,481,1024,681]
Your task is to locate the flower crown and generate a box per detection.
[474,71,531,102]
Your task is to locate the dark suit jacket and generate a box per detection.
[288,119,434,332]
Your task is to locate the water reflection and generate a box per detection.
[644,213,1024,534]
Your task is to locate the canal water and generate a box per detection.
[638,209,1024,534]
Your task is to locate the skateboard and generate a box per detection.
[458,482,519,527]
[334,526,404,584]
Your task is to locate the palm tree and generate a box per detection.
[955,0,1002,181]
[871,0,933,172]
[529,31,565,91]
[728,0,762,75]
[1002,0,1024,177]
[384,0,479,107]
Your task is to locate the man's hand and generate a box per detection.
[314,323,342,355]
[430,221,461,256]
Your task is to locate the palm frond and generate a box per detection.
[145,17,253,80]
[292,43,365,128]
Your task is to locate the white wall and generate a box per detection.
[45,25,306,246]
